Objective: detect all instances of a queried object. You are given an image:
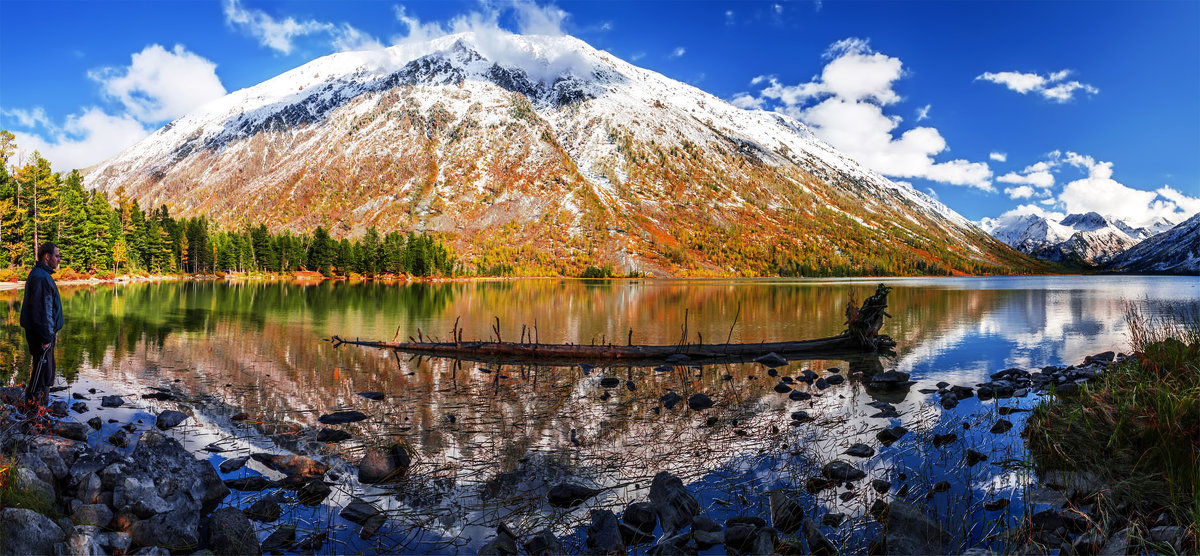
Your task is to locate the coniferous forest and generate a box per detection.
[0,132,456,279]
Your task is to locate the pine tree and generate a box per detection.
[307,226,333,275]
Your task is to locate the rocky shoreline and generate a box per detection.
[1,349,1193,555]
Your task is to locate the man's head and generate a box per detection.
[37,242,61,270]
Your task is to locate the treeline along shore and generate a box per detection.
[1,133,456,280]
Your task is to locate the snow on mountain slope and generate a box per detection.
[85,31,1034,276]
[1107,213,1200,274]
[979,211,1160,266]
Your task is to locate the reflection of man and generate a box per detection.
[21,242,63,408]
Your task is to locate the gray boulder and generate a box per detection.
[883,500,949,554]
[129,507,200,551]
[154,410,189,430]
[205,507,260,556]
[769,491,804,534]
[1,508,67,555]
[649,471,699,537]
[585,509,624,554]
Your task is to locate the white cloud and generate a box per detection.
[724,10,735,25]
[223,0,381,54]
[997,160,1056,189]
[1018,150,1200,227]
[1004,185,1035,199]
[1156,185,1200,215]
[730,93,764,110]
[915,104,931,121]
[88,44,226,123]
[976,69,1098,103]
[669,47,686,59]
[630,52,645,62]
[8,108,149,171]
[513,1,568,35]
[1,107,52,129]
[989,152,1006,162]
[735,37,993,190]
[3,43,230,171]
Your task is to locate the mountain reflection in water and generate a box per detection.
[0,276,1194,552]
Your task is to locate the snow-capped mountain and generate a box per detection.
[85,32,1039,276]
[1107,213,1200,274]
[978,211,1166,266]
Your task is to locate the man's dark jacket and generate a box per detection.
[20,262,63,346]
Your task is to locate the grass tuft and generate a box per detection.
[1027,300,1200,535]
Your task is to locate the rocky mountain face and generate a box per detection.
[979,211,1169,266]
[1106,213,1200,274]
[85,32,1041,276]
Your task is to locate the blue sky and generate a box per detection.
[1,0,1197,226]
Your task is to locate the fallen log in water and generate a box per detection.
[331,284,896,364]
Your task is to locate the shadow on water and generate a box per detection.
[0,276,1195,552]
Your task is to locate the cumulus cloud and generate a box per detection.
[976,69,1098,103]
[996,160,1056,190]
[669,47,686,59]
[731,37,993,190]
[7,108,150,171]
[3,43,231,171]
[513,1,568,35]
[1004,185,1035,199]
[991,151,1200,228]
[88,44,226,123]
[223,0,381,54]
[989,152,1006,162]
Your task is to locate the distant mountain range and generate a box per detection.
[978,210,1190,269]
[1107,212,1200,274]
[84,31,1044,276]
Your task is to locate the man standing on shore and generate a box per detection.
[21,242,63,408]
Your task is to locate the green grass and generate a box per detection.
[1026,301,1200,536]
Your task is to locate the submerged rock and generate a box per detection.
[316,428,352,443]
[547,482,599,508]
[585,509,625,554]
[884,500,949,554]
[223,476,276,492]
[822,460,866,482]
[523,530,563,556]
[219,456,250,474]
[100,396,124,408]
[649,471,699,536]
[622,501,657,537]
[155,410,189,430]
[803,519,836,555]
[260,524,296,552]
[769,491,804,534]
[789,390,812,401]
[845,443,875,458]
[687,394,714,411]
[754,352,789,367]
[316,410,367,425]
[356,391,385,400]
[357,444,410,484]
[297,479,331,505]
[660,392,682,410]
[251,453,328,484]
[876,425,908,445]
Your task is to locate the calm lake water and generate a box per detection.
[2,276,1196,553]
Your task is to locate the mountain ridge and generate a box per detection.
[85,31,1044,276]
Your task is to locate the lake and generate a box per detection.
[2,275,1195,553]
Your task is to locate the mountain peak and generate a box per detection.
[83,31,1036,276]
